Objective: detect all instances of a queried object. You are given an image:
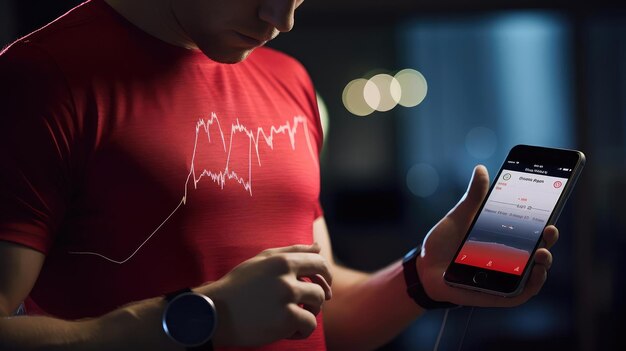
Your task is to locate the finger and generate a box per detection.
[533,248,553,270]
[446,165,490,227]
[520,264,547,299]
[262,242,321,256]
[542,225,559,249]
[445,262,547,308]
[286,303,318,340]
[466,268,544,308]
[286,253,333,286]
[309,274,332,300]
[294,280,325,315]
[484,264,547,307]
[300,274,332,301]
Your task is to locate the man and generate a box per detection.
[0,0,558,350]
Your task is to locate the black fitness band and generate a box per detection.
[402,246,459,310]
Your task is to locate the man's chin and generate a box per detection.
[200,47,255,64]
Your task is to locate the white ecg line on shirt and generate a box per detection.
[68,113,318,264]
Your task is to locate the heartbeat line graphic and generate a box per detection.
[68,113,318,264]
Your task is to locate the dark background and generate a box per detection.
[2,1,625,350]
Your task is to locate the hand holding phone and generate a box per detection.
[442,144,585,297]
[413,145,583,307]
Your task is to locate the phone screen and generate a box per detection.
[453,160,572,276]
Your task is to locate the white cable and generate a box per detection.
[457,307,475,351]
[433,308,451,351]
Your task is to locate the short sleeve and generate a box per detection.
[0,42,77,254]
[314,201,324,220]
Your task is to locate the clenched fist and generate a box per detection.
[197,243,332,347]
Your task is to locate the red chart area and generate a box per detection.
[455,240,530,275]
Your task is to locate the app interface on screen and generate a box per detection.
[454,160,571,275]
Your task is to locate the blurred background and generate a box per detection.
[2,0,625,350]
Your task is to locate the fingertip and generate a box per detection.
[310,274,332,300]
[467,164,490,200]
[474,164,489,179]
[542,225,559,248]
[543,225,558,235]
[534,249,553,270]
[475,164,487,173]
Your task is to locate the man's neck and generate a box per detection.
[103,0,197,49]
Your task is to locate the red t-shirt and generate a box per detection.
[0,0,325,349]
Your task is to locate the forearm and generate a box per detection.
[0,296,182,351]
[323,260,424,351]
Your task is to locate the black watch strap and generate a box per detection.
[165,287,193,302]
[402,246,458,310]
[164,288,215,351]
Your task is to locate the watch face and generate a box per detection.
[163,293,217,347]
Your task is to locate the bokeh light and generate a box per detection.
[406,163,439,197]
[343,68,428,116]
[365,74,401,112]
[342,78,375,116]
[394,69,428,107]
[363,78,381,111]
[465,126,498,159]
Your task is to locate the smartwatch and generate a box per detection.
[162,288,217,351]
[402,246,458,309]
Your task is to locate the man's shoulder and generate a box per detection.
[3,0,102,55]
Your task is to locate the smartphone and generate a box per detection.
[443,144,585,297]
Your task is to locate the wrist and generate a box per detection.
[162,288,217,350]
[414,255,435,300]
[65,317,102,350]
[193,282,228,348]
[94,297,183,351]
[402,246,458,310]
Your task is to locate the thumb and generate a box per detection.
[446,165,490,226]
